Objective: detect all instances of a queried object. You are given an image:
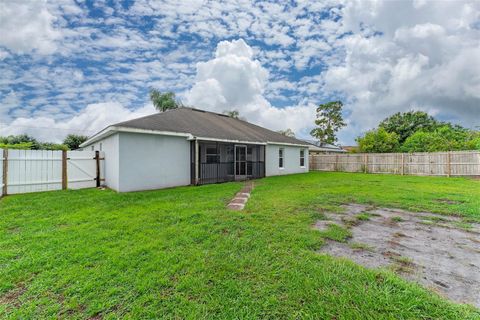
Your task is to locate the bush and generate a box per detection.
[401,126,477,152]
[0,142,34,150]
[356,127,400,153]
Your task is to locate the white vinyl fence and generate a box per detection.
[1,151,4,197]
[0,149,104,197]
[309,151,480,177]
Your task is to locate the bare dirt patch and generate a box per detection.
[0,283,26,308]
[315,204,480,307]
[435,198,465,205]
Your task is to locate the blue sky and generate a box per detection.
[1,0,479,144]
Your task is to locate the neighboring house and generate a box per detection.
[342,145,359,153]
[304,140,346,155]
[80,107,310,192]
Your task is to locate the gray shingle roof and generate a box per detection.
[113,107,308,145]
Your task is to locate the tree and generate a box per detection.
[223,110,240,119]
[356,127,400,153]
[149,89,181,112]
[0,142,34,150]
[63,134,89,150]
[37,142,68,151]
[277,128,295,137]
[401,126,473,152]
[310,101,346,144]
[379,111,440,144]
[0,134,39,149]
[0,134,70,150]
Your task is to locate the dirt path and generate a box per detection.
[315,204,480,307]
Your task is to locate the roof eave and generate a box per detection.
[267,141,311,147]
[79,126,194,147]
[79,126,116,147]
[194,136,267,145]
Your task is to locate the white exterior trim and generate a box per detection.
[80,126,193,147]
[267,141,311,147]
[193,136,267,145]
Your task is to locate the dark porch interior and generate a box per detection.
[191,141,265,185]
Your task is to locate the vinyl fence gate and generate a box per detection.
[1,149,105,197]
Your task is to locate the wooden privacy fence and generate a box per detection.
[309,151,480,177]
[0,149,104,197]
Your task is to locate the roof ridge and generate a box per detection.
[178,107,308,145]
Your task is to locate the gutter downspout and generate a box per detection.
[195,138,199,185]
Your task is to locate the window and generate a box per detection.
[279,148,284,168]
[99,143,103,151]
[91,146,94,151]
[300,149,305,167]
[206,146,218,163]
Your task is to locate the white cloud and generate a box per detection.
[0,102,156,142]
[186,39,315,136]
[325,0,480,143]
[1,0,479,146]
[0,49,9,60]
[0,0,61,54]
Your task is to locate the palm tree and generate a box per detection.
[149,89,181,112]
[223,110,240,119]
[277,128,295,137]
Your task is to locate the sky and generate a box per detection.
[0,0,479,145]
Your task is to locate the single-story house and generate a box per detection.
[304,140,346,155]
[80,107,310,192]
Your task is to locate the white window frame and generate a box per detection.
[279,148,284,169]
[300,149,305,168]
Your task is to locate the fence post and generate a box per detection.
[364,154,368,173]
[401,153,405,175]
[62,150,68,190]
[2,149,7,196]
[447,151,451,177]
[95,151,100,187]
[335,154,338,171]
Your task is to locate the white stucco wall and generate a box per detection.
[117,132,191,192]
[82,133,120,191]
[83,132,308,191]
[265,144,309,176]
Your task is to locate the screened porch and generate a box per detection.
[191,141,265,185]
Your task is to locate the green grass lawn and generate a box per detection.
[1,172,479,319]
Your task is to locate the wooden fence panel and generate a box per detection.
[450,151,480,176]
[0,149,105,195]
[310,151,480,177]
[337,154,363,172]
[309,154,336,171]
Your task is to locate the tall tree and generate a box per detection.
[277,128,295,137]
[149,89,181,112]
[379,111,440,144]
[310,101,346,144]
[63,134,88,150]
